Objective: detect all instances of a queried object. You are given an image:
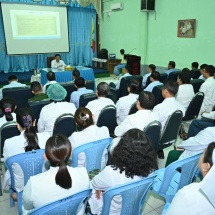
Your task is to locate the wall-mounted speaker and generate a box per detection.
[141,0,155,11]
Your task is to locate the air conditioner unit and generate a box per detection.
[110,2,123,11]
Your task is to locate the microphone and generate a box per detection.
[128,48,137,54]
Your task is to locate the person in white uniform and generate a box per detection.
[144,71,163,92]
[68,107,110,167]
[38,84,76,135]
[22,134,90,215]
[116,79,141,125]
[88,129,158,215]
[142,64,156,88]
[42,71,57,93]
[175,68,195,110]
[166,142,215,215]
[86,82,115,124]
[199,65,215,114]
[51,54,66,69]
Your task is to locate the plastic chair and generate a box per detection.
[159,73,168,83]
[86,80,95,91]
[79,92,97,107]
[5,149,45,215]
[101,174,157,215]
[143,121,162,152]
[152,85,164,106]
[72,137,112,173]
[190,79,204,94]
[53,113,76,137]
[190,69,201,79]
[28,189,92,215]
[167,71,181,81]
[60,83,76,102]
[128,102,138,115]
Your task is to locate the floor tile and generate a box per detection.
[145,191,165,209]
[145,210,160,215]
[155,205,164,214]
[142,202,154,214]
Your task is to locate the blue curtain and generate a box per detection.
[0,2,97,72]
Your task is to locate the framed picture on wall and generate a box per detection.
[177,19,196,38]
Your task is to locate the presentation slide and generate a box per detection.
[1,3,69,55]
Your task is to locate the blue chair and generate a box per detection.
[101,175,157,215]
[72,138,112,173]
[5,149,45,215]
[152,153,201,213]
[28,189,92,215]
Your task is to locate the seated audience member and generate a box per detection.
[116,80,141,125]
[29,81,48,102]
[191,61,199,71]
[51,54,66,69]
[70,77,94,108]
[38,84,76,134]
[89,129,158,215]
[113,49,126,76]
[72,68,80,81]
[166,142,215,215]
[199,65,215,114]
[22,134,90,215]
[142,64,156,87]
[198,64,207,80]
[68,107,110,167]
[86,82,115,124]
[42,71,57,93]
[165,61,176,75]
[0,97,16,127]
[144,71,162,92]
[0,75,27,99]
[175,68,195,110]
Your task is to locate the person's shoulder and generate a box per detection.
[37,131,50,139]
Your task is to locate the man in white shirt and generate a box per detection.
[199,65,215,114]
[198,64,207,80]
[116,79,141,124]
[42,71,57,93]
[165,61,176,76]
[142,64,156,88]
[86,82,115,124]
[144,71,163,92]
[51,54,66,69]
[115,64,132,89]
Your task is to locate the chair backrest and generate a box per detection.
[159,110,183,146]
[143,121,162,152]
[79,93,97,107]
[190,69,201,79]
[85,80,95,91]
[28,189,92,215]
[0,122,20,158]
[47,56,55,68]
[128,102,138,115]
[152,85,164,106]
[72,138,112,172]
[53,113,76,137]
[167,71,181,81]
[183,92,204,121]
[159,73,168,83]
[2,87,32,110]
[60,83,76,102]
[101,175,157,215]
[190,79,204,94]
[145,75,151,88]
[97,105,117,137]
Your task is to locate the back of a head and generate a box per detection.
[46,71,56,81]
[149,64,156,72]
[0,97,16,121]
[151,71,160,81]
[47,84,67,102]
[75,77,85,88]
[128,80,141,94]
[125,64,132,74]
[138,91,155,110]
[8,75,17,82]
[169,61,176,69]
[31,81,42,93]
[97,82,110,97]
[45,134,72,189]
[110,128,157,178]
[74,107,93,130]
[200,64,208,70]
[179,68,191,84]
[72,68,80,79]
[205,65,215,77]
[163,80,179,96]
[192,62,199,69]
[120,49,125,55]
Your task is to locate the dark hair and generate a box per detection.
[138,91,155,110]
[200,64,208,70]
[74,107,93,130]
[151,71,160,81]
[178,68,191,84]
[8,75,17,82]
[192,62,199,69]
[46,71,56,81]
[128,80,141,94]
[205,65,215,77]
[148,64,156,72]
[0,97,16,121]
[110,129,157,178]
[168,61,176,69]
[125,64,132,74]
[163,80,179,96]
[97,82,110,97]
[31,81,42,93]
[120,49,125,55]
[203,142,215,167]
[45,134,72,189]
[55,54,61,58]
[75,77,85,88]
[72,68,80,79]
[16,108,39,152]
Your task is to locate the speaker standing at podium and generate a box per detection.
[51,54,66,69]
[114,49,127,76]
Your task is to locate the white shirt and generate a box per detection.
[199,77,215,114]
[22,166,90,215]
[0,113,16,128]
[166,183,215,215]
[88,165,142,215]
[42,80,57,93]
[176,84,195,110]
[142,73,151,87]
[51,59,66,69]
[116,93,139,125]
[144,81,163,92]
[86,97,115,124]
[116,73,132,89]
[69,125,110,167]
[37,102,76,134]
[202,111,215,119]
[153,97,185,130]
[198,74,206,80]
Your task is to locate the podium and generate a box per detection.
[125,54,141,75]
